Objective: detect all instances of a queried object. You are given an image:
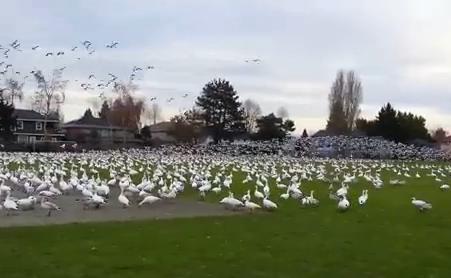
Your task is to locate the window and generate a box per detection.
[28,136,36,144]
[17,135,28,144]
[36,121,43,131]
[17,120,24,130]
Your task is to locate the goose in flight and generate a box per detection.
[245,58,261,63]
[106,41,119,48]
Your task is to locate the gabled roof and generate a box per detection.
[13,109,59,121]
[64,109,131,130]
[150,122,174,132]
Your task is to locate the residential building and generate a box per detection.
[13,109,64,143]
[63,109,137,145]
[149,122,176,144]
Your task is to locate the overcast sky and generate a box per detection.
[1,0,450,133]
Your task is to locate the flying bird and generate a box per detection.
[82,40,92,49]
[182,93,190,98]
[88,49,95,55]
[106,41,119,48]
[5,64,12,69]
[167,97,175,103]
[32,45,40,50]
[45,52,53,56]
[9,40,18,47]
[56,51,65,56]
[71,46,78,51]
[150,97,157,101]
[245,58,261,63]
[147,65,155,70]
[9,40,20,50]
[88,74,95,79]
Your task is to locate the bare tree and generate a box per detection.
[243,99,262,133]
[343,71,363,131]
[432,128,448,144]
[32,69,68,139]
[146,102,162,125]
[276,106,289,119]
[3,78,24,105]
[110,81,145,130]
[326,70,362,134]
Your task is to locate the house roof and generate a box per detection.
[312,130,332,137]
[150,122,174,132]
[64,109,131,130]
[13,109,59,121]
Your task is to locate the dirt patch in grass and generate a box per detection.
[0,188,241,228]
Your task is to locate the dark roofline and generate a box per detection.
[13,109,59,121]
[63,124,133,131]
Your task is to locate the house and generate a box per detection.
[63,109,137,145]
[13,109,64,144]
[149,122,176,144]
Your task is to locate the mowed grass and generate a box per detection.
[1,163,451,278]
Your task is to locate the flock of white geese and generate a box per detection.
[0,150,449,217]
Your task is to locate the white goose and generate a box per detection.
[244,199,261,211]
[17,196,37,210]
[118,187,130,208]
[337,195,350,211]
[3,192,18,215]
[138,195,161,207]
[262,196,278,211]
[358,189,368,206]
[411,197,432,211]
[40,197,61,216]
[254,186,264,199]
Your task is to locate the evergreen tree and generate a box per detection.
[196,78,245,142]
[302,129,309,138]
[0,98,16,142]
[98,100,111,121]
[376,103,399,141]
[254,113,295,140]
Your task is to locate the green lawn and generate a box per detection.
[1,162,451,277]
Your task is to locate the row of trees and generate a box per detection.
[168,79,296,143]
[356,103,431,143]
[325,70,448,144]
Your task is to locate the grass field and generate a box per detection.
[1,161,451,278]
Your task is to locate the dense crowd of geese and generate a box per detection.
[0,149,449,218]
